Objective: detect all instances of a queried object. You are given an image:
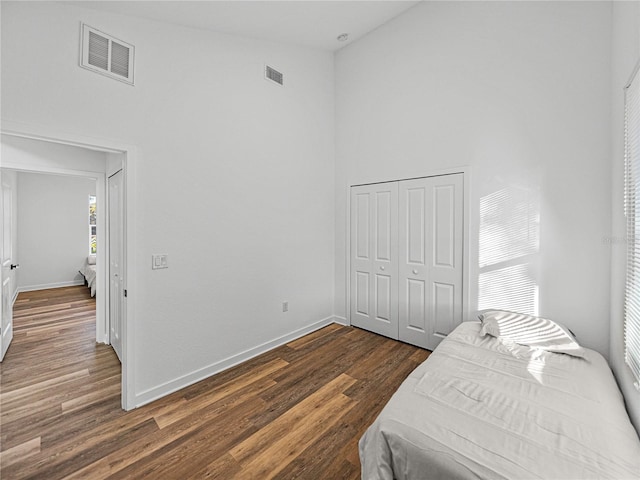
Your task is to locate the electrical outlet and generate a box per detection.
[282,301,289,312]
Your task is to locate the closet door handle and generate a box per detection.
[412,269,418,275]
[380,266,385,271]
[10,264,19,270]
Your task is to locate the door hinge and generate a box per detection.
[124,289,128,297]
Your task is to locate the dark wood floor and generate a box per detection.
[0,286,430,479]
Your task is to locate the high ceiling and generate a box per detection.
[70,1,421,51]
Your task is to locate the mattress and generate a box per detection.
[359,321,640,480]
[81,262,97,297]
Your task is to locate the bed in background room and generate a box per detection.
[79,255,97,297]
[359,311,640,480]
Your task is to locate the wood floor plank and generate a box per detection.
[230,373,357,464]
[153,358,288,429]
[285,322,343,350]
[2,396,122,452]
[0,369,89,403]
[0,286,431,479]
[60,378,121,413]
[0,437,40,468]
[68,394,269,479]
[19,419,159,480]
[236,393,357,480]
[193,453,243,479]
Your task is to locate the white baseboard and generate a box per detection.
[134,316,339,408]
[18,280,85,293]
[333,315,348,326]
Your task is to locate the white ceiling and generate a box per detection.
[71,0,421,51]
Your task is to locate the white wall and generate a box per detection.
[1,2,335,404]
[335,2,612,356]
[16,172,96,291]
[610,1,640,433]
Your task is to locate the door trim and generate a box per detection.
[1,120,137,411]
[346,167,471,335]
[108,169,124,362]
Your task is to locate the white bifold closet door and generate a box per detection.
[350,182,399,339]
[350,173,463,350]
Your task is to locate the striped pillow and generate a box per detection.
[479,310,586,358]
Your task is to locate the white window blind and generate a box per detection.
[624,60,640,388]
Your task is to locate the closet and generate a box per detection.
[350,173,463,350]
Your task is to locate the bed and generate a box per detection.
[359,314,640,480]
[79,255,97,297]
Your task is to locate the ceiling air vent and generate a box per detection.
[265,65,283,86]
[80,23,135,85]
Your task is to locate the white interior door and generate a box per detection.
[1,175,14,361]
[399,174,463,350]
[350,183,399,339]
[109,170,124,362]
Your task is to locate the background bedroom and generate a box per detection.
[15,171,97,296]
[0,134,107,362]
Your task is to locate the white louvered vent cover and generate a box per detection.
[265,65,284,86]
[80,24,134,85]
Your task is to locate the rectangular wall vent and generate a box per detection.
[80,23,135,85]
[265,65,283,86]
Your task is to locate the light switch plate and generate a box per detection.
[152,254,168,269]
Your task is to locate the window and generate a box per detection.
[623,61,640,387]
[89,195,96,255]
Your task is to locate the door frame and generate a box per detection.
[108,169,124,362]
[346,167,472,333]
[1,120,137,410]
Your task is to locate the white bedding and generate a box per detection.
[80,262,97,297]
[359,321,640,480]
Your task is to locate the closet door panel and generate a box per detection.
[406,188,426,266]
[433,282,455,337]
[406,278,426,331]
[399,179,429,347]
[350,183,398,339]
[434,185,455,268]
[427,174,464,349]
[355,193,370,261]
[376,191,392,262]
[399,174,463,349]
[375,274,391,321]
[355,271,370,316]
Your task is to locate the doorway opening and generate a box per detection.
[0,126,136,410]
